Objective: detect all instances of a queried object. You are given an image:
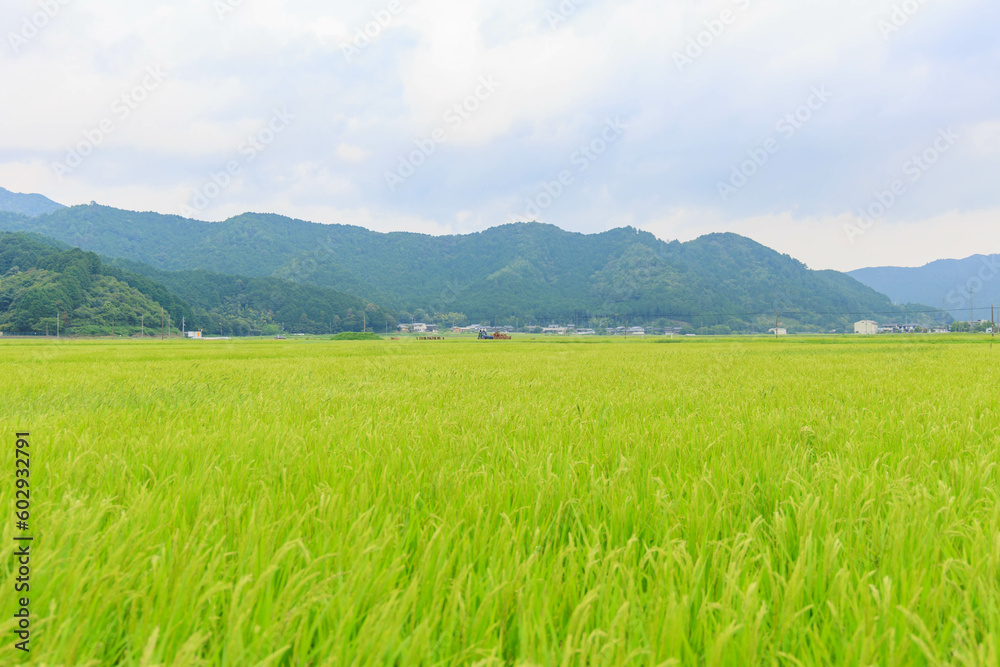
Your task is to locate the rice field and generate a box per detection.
[1,336,999,666]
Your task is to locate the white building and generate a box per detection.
[768,327,788,336]
[854,320,878,335]
[184,331,203,339]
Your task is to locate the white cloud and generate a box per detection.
[336,143,371,163]
[639,206,1000,272]
[0,0,997,270]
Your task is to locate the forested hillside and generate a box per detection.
[0,204,939,332]
[105,258,397,336]
[0,233,396,336]
[0,232,189,335]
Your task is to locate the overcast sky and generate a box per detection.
[1,0,997,271]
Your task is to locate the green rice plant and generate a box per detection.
[330,333,383,341]
[0,336,998,665]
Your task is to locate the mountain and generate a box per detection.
[0,203,936,333]
[103,257,397,336]
[0,188,65,217]
[0,232,190,335]
[850,255,1000,321]
[0,232,396,336]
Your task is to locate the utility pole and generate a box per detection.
[363,311,366,334]
[182,317,185,335]
[775,309,779,339]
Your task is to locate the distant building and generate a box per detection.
[542,326,567,335]
[854,320,878,335]
[425,324,439,333]
[398,324,411,333]
[184,331,203,339]
[412,323,428,333]
[769,328,788,336]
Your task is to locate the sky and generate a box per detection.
[0,0,997,272]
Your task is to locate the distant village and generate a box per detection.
[389,320,994,337]
[853,320,993,335]
[396,323,680,336]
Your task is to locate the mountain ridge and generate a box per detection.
[0,200,939,333]
[849,254,1000,320]
[0,187,65,217]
